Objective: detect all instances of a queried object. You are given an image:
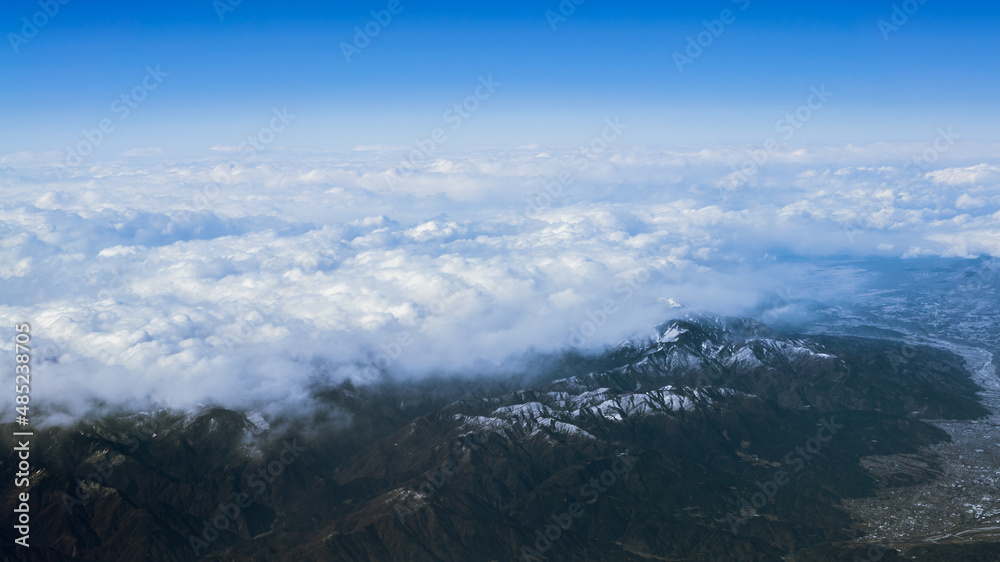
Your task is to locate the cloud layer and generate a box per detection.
[1,142,998,423]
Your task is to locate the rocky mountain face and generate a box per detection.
[2,317,996,561]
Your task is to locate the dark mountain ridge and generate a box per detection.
[1,317,994,561]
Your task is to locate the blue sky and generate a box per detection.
[2,0,999,154]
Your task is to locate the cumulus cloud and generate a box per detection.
[0,143,997,423]
[926,163,1000,185]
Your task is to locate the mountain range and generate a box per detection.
[2,316,996,561]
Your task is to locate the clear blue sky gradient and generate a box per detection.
[2,0,998,154]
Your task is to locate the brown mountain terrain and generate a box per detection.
[2,317,997,561]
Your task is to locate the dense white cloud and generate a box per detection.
[926,163,1000,186]
[0,143,997,423]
